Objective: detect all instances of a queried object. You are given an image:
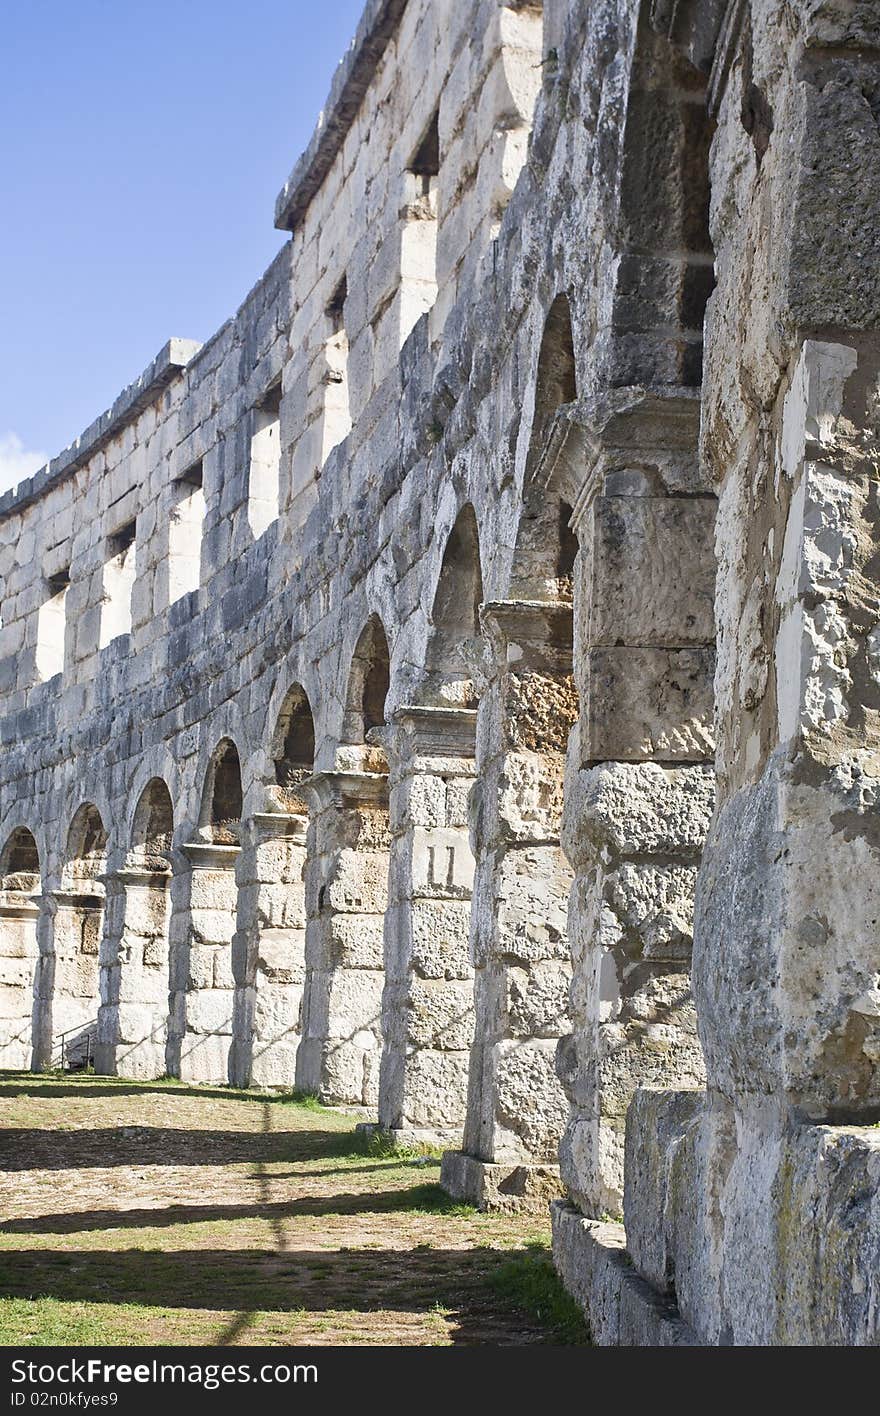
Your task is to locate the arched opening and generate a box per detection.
[342,616,390,747]
[378,507,483,1142]
[130,778,174,866]
[63,804,108,888]
[524,293,578,487]
[52,804,107,1069]
[0,828,41,1069]
[536,292,577,412]
[272,687,315,812]
[231,686,317,1087]
[423,504,484,707]
[1,828,39,886]
[201,739,243,842]
[97,780,175,1080]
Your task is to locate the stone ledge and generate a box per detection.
[274,0,409,232]
[550,1200,702,1346]
[0,337,201,520]
[440,1150,563,1213]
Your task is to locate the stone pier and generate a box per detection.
[378,706,477,1147]
[295,771,388,1106]
[442,600,575,1210]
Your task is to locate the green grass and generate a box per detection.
[489,1241,589,1344]
[358,1129,445,1162]
[0,1071,586,1346]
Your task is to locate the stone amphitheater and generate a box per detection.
[1,0,879,1346]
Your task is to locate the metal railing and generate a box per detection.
[51,1017,98,1071]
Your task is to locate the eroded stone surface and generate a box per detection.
[1,0,878,1346]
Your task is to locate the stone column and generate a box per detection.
[41,887,104,1069]
[554,395,716,1218]
[617,340,880,1345]
[30,893,56,1069]
[95,865,171,1079]
[442,600,576,1210]
[295,772,388,1107]
[0,886,40,1069]
[229,812,308,1089]
[378,706,477,1146]
[168,840,239,1084]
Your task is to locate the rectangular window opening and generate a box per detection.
[327,276,347,334]
[248,383,282,538]
[100,521,136,648]
[169,461,206,604]
[36,567,70,682]
[402,109,440,338]
[410,110,440,188]
[322,278,351,465]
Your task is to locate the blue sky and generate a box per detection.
[0,0,365,491]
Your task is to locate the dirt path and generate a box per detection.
[0,1074,585,1347]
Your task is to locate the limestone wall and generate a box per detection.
[2,0,879,1345]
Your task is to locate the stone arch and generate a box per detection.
[63,803,108,889]
[94,777,176,1080]
[47,802,108,1069]
[129,778,174,866]
[227,682,318,1089]
[1,827,40,886]
[271,684,315,812]
[342,615,390,747]
[295,623,391,1106]
[522,291,578,490]
[378,504,483,1142]
[536,294,577,423]
[424,503,484,707]
[513,293,581,604]
[200,739,243,843]
[0,827,42,1070]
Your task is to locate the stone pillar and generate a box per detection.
[295,772,388,1107]
[442,600,576,1210]
[39,887,104,1069]
[168,840,239,1084]
[95,865,171,1078]
[613,340,880,1345]
[30,893,56,1069]
[229,812,308,1089]
[554,395,716,1218]
[0,887,40,1069]
[378,706,477,1146]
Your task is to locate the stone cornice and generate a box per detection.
[534,387,703,530]
[274,0,409,232]
[480,600,575,673]
[248,811,310,843]
[0,338,201,522]
[391,705,478,758]
[0,889,40,920]
[296,771,389,812]
[49,887,104,908]
[181,841,241,869]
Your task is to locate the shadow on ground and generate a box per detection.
[0,1247,552,1346]
[0,1183,471,1233]
[0,1071,312,1104]
[0,1126,357,1170]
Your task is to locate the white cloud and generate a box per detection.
[0,432,48,495]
